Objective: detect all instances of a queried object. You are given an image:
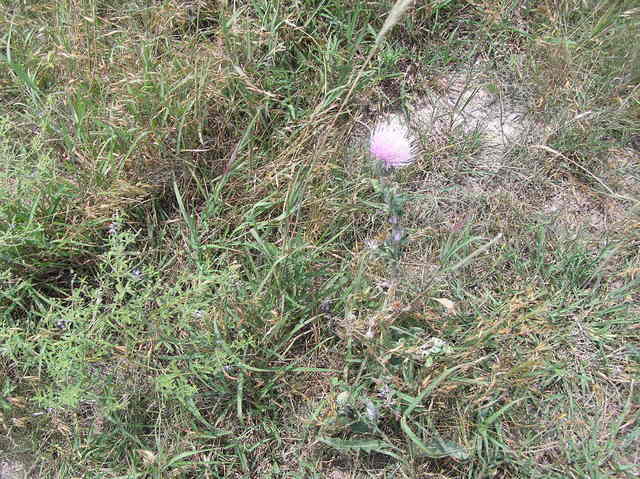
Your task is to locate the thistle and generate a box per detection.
[370,119,416,172]
[369,118,417,277]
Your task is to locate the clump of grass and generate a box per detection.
[1,0,639,477]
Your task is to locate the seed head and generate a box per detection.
[370,119,416,169]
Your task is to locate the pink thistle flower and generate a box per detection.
[370,119,416,169]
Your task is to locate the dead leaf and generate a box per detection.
[137,449,156,466]
[433,298,456,314]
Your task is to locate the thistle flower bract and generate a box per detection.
[370,119,416,169]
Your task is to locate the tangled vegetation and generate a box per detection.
[1,1,638,477]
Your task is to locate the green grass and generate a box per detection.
[1,0,639,477]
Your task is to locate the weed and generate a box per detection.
[1,0,639,477]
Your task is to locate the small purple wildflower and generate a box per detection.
[370,119,416,169]
[391,227,404,243]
